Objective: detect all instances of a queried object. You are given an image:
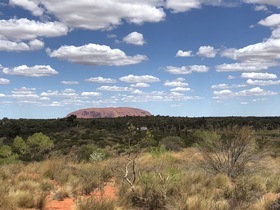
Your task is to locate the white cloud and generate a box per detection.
[41,89,78,98]
[216,61,277,72]
[213,87,277,99]
[119,74,160,83]
[244,0,280,8]
[0,39,30,51]
[228,75,236,80]
[211,83,246,89]
[3,65,58,77]
[123,32,145,46]
[28,39,44,50]
[97,86,133,92]
[85,77,117,83]
[176,50,192,57]
[241,72,277,79]
[47,44,147,66]
[170,87,191,92]
[164,78,189,87]
[254,5,268,11]
[122,91,202,103]
[272,27,280,38]
[25,0,165,30]
[165,65,209,74]
[132,89,144,94]
[9,0,44,16]
[11,87,39,100]
[0,18,68,41]
[61,81,79,85]
[81,92,102,97]
[258,14,280,27]
[0,78,10,85]
[197,45,217,58]
[221,38,280,63]
[131,83,150,88]
[246,79,280,86]
[166,0,201,13]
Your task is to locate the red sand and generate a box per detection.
[44,184,117,210]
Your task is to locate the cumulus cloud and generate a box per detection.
[216,61,277,72]
[211,83,247,89]
[213,87,277,99]
[3,65,58,77]
[164,65,209,74]
[130,83,150,88]
[197,45,217,58]
[241,72,277,79]
[47,44,147,66]
[246,79,280,86]
[170,87,191,92]
[11,87,39,101]
[28,39,44,50]
[244,0,280,8]
[41,89,78,98]
[258,14,280,27]
[18,0,166,30]
[119,75,160,83]
[85,77,117,83]
[81,92,102,97]
[0,18,68,41]
[164,78,189,87]
[97,86,133,92]
[176,50,192,57]
[0,78,10,85]
[61,81,79,85]
[166,0,201,13]
[9,0,44,16]
[219,37,280,72]
[123,32,145,45]
[0,39,30,51]
[254,5,268,11]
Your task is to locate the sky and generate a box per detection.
[1,0,280,119]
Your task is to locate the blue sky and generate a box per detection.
[1,0,280,118]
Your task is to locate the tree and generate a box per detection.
[0,145,19,164]
[12,136,30,156]
[27,132,54,160]
[196,126,260,178]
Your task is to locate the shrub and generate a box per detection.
[159,136,185,151]
[75,197,116,210]
[196,126,260,178]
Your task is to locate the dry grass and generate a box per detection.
[0,147,279,210]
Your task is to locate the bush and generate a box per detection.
[196,126,260,178]
[159,136,185,151]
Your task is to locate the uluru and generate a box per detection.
[66,107,152,119]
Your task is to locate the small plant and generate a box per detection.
[75,197,115,210]
[90,150,106,162]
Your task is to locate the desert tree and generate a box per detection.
[27,132,54,161]
[196,126,260,178]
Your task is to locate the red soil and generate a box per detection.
[44,183,117,210]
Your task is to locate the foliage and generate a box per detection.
[159,136,185,151]
[77,144,107,162]
[0,145,19,164]
[12,136,30,156]
[196,126,260,178]
[27,132,54,160]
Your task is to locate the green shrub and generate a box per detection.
[159,136,185,151]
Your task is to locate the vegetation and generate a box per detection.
[0,116,280,209]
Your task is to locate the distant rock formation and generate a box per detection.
[66,107,151,119]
